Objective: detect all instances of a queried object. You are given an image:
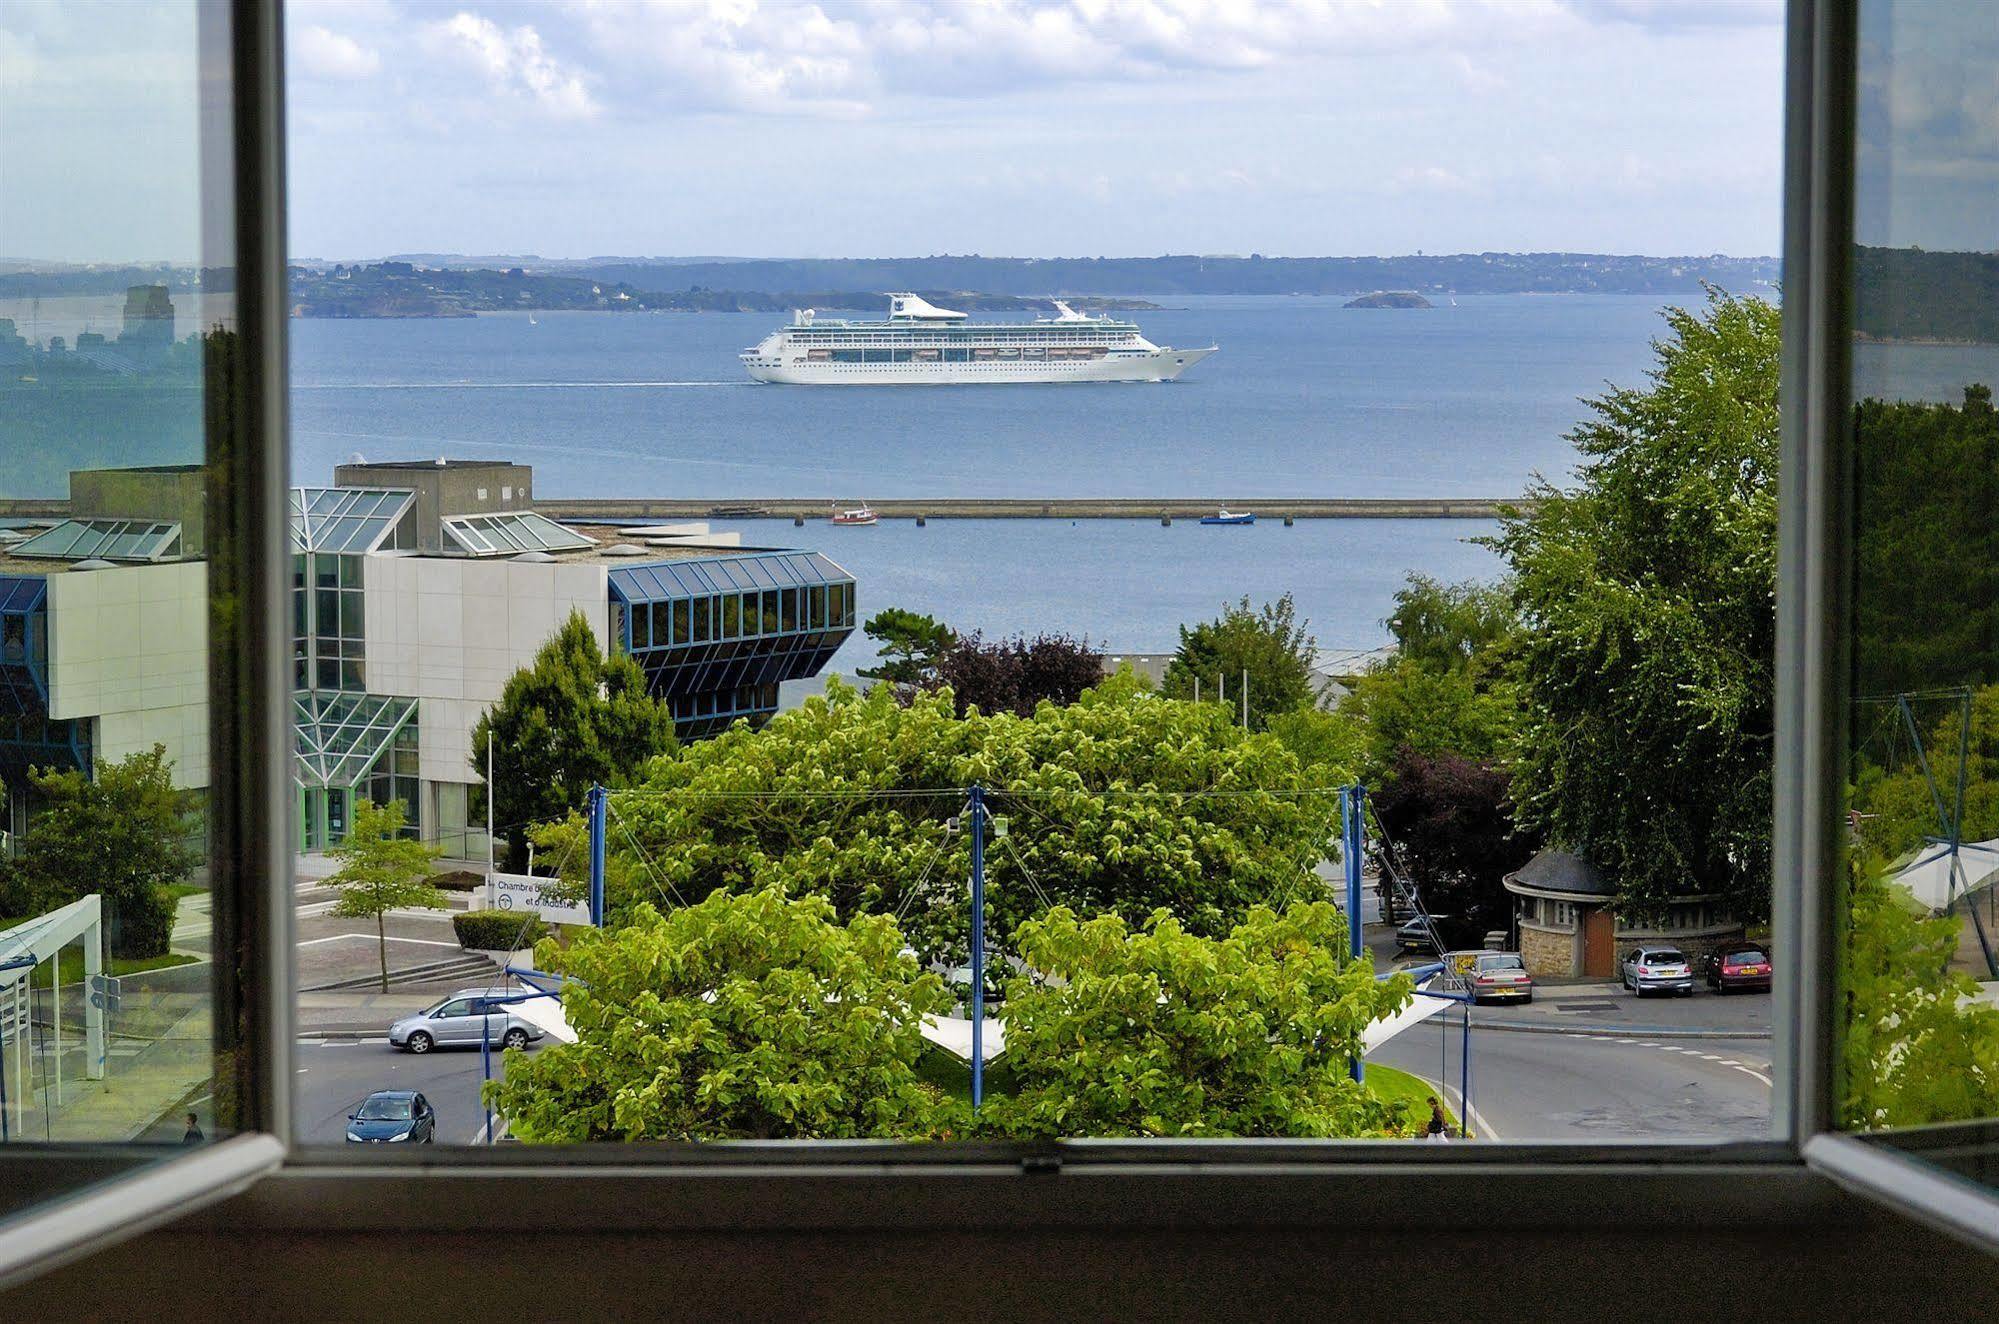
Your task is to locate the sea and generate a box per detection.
[287,293,1701,673]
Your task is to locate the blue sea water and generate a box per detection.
[288,293,1690,662]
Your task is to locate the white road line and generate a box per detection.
[1699,1054,1723,1060]
[1719,1059,1741,1066]
[296,933,465,949]
[1731,1064,1774,1087]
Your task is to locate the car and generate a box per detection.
[387,988,547,1054]
[346,1090,435,1144]
[1458,950,1534,1004]
[1396,914,1456,953]
[1703,944,1773,994]
[1621,946,1696,997]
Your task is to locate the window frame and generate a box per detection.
[21,0,1996,1280]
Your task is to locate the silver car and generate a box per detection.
[388,988,547,1054]
[1620,946,1696,997]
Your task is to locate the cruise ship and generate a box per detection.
[739,294,1216,385]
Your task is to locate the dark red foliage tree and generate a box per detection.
[934,632,1106,718]
[1370,747,1540,938]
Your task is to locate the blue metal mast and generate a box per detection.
[1343,784,1367,1083]
[969,783,987,1109]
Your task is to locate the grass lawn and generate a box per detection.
[1366,1062,1465,1137]
[164,882,207,902]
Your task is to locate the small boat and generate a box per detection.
[1200,509,1256,526]
[830,501,878,526]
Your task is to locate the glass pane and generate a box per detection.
[0,0,237,1213]
[1840,0,1999,1183]
[276,6,1788,1152]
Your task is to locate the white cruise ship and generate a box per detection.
[739,293,1216,385]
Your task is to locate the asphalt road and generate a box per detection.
[294,1038,540,1146]
[1369,1017,1772,1140]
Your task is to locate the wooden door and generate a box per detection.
[1583,907,1615,977]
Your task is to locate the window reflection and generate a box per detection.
[1843,0,1999,1147]
[0,0,230,1179]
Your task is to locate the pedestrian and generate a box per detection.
[182,1111,204,1145]
[1425,1096,1449,1143]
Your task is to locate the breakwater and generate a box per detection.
[535,497,1527,522]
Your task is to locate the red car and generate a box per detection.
[1704,944,1773,994]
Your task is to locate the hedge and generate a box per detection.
[453,909,547,951]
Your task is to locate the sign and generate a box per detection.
[489,872,594,926]
[87,973,122,1013]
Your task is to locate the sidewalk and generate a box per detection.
[15,998,215,1143]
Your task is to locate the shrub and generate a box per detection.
[109,884,176,960]
[454,908,547,951]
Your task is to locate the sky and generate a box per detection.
[3,0,1793,264]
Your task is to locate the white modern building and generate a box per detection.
[1,461,856,851]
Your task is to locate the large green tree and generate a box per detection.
[487,888,955,1141]
[987,902,1414,1139]
[20,745,197,958]
[1491,288,1781,921]
[471,610,677,869]
[573,672,1345,968]
[1160,594,1320,730]
[321,799,446,991]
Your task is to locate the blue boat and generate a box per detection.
[1200,509,1256,526]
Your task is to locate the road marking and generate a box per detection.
[296,933,464,949]
[1731,1064,1774,1087]
[1719,1059,1740,1066]
[1698,1054,1722,1060]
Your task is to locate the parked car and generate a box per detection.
[1620,946,1696,997]
[346,1090,434,1144]
[1396,914,1455,953]
[1702,944,1773,994]
[388,988,547,1054]
[1460,950,1534,1004]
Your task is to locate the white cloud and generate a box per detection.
[295,25,381,80]
[426,11,600,118]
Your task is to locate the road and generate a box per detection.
[294,1038,540,1145]
[1369,1016,1771,1140]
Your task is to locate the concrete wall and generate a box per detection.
[361,554,607,787]
[44,562,208,788]
[68,466,206,556]
[335,462,534,551]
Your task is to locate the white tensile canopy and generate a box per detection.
[1889,839,1999,912]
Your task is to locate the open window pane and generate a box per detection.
[1837,0,1999,1193]
[0,0,284,1241]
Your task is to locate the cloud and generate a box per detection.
[295,25,382,80]
[425,11,600,118]
[1557,0,1782,30]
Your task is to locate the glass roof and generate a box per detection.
[11,519,182,562]
[608,551,853,604]
[0,577,47,614]
[290,488,414,554]
[293,691,417,789]
[441,511,596,557]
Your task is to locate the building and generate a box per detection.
[1504,848,1745,980]
[0,460,856,851]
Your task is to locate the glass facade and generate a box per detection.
[293,691,420,851]
[293,552,367,692]
[610,553,856,738]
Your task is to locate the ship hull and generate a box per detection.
[744,345,1216,385]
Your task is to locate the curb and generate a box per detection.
[1470,1019,1771,1040]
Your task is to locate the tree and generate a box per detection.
[987,903,1414,1139]
[1842,863,1999,1129]
[1371,748,1539,935]
[1341,659,1516,785]
[592,673,1346,969]
[1384,574,1518,677]
[1160,594,1319,729]
[933,631,1106,717]
[321,799,446,991]
[1491,287,1780,921]
[470,610,677,869]
[19,746,197,958]
[487,888,956,1141]
[856,607,956,689]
